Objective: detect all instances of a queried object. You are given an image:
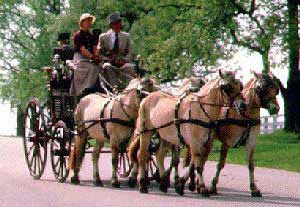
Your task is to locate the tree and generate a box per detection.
[274,0,300,132]
[0,1,62,135]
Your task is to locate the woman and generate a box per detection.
[70,13,100,97]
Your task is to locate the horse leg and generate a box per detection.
[246,141,262,197]
[188,163,196,192]
[138,133,151,193]
[111,146,120,188]
[70,133,87,185]
[172,145,180,182]
[128,160,138,187]
[92,140,104,187]
[156,140,170,193]
[210,143,229,195]
[193,145,210,197]
[128,136,140,187]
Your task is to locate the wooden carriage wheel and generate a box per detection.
[147,155,160,182]
[50,121,71,183]
[118,152,131,178]
[23,98,47,180]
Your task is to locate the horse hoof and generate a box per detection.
[188,182,196,192]
[153,171,160,184]
[159,184,168,193]
[128,177,137,188]
[209,188,218,195]
[174,179,185,196]
[139,186,148,194]
[159,176,169,193]
[70,176,80,185]
[94,179,104,187]
[251,190,262,197]
[111,181,121,188]
[198,187,210,197]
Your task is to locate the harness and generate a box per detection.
[99,96,135,140]
[76,89,144,139]
[139,92,260,147]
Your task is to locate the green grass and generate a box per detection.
[208,130,300,172]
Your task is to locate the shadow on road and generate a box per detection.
[39,178,300,206]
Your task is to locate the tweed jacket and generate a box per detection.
[97,29,131,63]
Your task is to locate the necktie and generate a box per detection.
[113,32,119,52]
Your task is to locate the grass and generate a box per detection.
[208,130,300,172]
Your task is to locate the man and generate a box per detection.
[54,32,74,62]
[97,12,135,91]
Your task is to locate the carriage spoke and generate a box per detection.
[37,151,41,174]
[63,158,67,172]
[27,144,35,155]
[122,153,126,173]
[29,150,35,167]
[57,165,61,177]
[33,153,37,175]
[59,157,64,177]
[54,157,60,169]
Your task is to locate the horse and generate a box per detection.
[69,77,155,187]
[207,72,280,197]
[128,71,247,195]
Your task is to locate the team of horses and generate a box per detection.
[69,71,280,198]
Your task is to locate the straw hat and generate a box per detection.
[79,13,96,26]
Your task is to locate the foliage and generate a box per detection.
[0,0,292,109]
[0,1,54,108]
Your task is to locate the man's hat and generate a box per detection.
[79,13,96,26]
[57,32,70,41]
[108,12,122,24]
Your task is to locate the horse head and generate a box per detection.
[252,72,280,115]
[218,70,247,114]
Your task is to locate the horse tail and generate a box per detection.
[128,136,140,163]
[68,100,87,170]
[128,100,148,163]
[182,145,191,167]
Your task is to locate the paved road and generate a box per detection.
[1,137,300,207]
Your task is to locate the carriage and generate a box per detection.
[22,44,159,183]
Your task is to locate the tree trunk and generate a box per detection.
[284,0,300,132]
[261,50,270,73]
[16,105,25,136]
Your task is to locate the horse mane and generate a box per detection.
[243,78,256,91]
[196,78,221,97]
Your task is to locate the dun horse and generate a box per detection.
[128,71,246,195]
[208,72,280,197]
[69,78,155,187]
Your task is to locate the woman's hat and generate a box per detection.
[79,13,96,26]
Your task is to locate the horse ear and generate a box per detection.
[253,71,259,79]
[219,69,224,79]
[268,71,275,79]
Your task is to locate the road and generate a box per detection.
[0,137,299,207]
